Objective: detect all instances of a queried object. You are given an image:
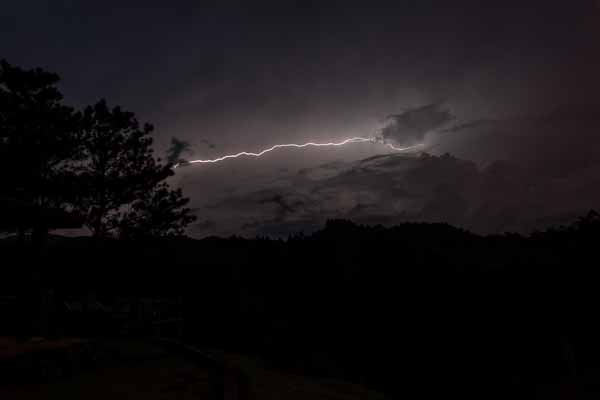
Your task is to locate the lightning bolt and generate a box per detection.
[174,137,423,169]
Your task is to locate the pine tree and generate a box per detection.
[0,60,81,244]
[77,99,195,238]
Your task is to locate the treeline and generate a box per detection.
[3,213,600,398]
[0,60,195,245]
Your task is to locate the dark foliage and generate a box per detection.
[119,183,197,239]
[0,60,82,239]
[3,213,600,398]
[0,61,195,241]
[76,100,195,238]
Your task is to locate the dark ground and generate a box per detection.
[1,338,389,400]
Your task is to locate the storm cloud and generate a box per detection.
[4,1,599,238]
[379,103,455,146]
[166,137,193,164]
[195,104,600,238]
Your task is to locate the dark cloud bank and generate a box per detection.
[193,105,600,238]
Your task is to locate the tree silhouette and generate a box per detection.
[77,100,194,238]
[119,182,196,239]
[0,60,82,245]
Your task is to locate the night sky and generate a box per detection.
[3,1,600,237]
